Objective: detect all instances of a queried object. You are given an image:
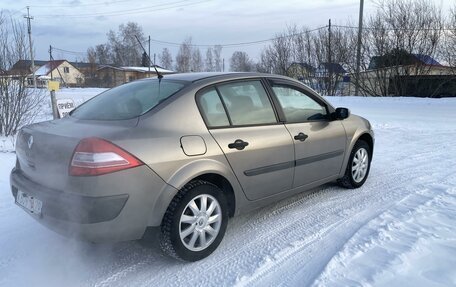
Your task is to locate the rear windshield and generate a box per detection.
[71,79,186,120]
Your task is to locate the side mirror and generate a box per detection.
[333,107,350,120]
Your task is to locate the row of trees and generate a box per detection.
[150,0,455,97]
[86,25,227,73]
[255,0,456,96]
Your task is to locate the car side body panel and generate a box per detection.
[209,125,295,201]
[284,121,347,187]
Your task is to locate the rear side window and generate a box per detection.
[71,80,185,120]
[198,88,230,127]
[217,81,277,126]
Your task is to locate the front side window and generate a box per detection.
[217,81,276,126]
[272,85,328,122]
[71,79,185,120]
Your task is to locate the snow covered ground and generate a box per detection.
[0,91,455,287]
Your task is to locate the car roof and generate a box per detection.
[146,72,289,83]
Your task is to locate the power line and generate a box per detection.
[34,0,211,18]
[149,26,327,48]
[51,26,327,58]
[52,47,87,55]
[333,24,454,32]
[30,0,133,8]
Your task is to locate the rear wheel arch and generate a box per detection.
[159,179,229,261]
[191,173,236,217]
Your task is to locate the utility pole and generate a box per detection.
[24,6,36,89]
[49,45,59,119]
[355,0,364,97]
[148,36,151,74]
[328,19,332,96]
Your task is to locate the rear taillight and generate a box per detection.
[69,137,143,176]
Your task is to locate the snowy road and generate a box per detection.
[0,96,455,286]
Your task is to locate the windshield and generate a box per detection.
[71,79,186,120]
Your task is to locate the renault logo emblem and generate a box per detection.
[27,135,33,149]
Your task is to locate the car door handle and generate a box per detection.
[228,139,249,150]
[294,132,308,142]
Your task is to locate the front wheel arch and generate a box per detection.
[357,133,374,160]
[338,139,371,189]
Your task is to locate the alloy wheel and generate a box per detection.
[179,194,222,252]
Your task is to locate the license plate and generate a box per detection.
[16,190,42,215]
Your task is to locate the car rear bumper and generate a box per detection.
[10,165,170,243]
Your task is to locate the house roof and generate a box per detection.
[368,53,441,70]
[34,60,67,76]
[12,59,96,71]
[412,54,441,66]
[70,62,94,68]
[319,62,347,74]
[11,60,49,70]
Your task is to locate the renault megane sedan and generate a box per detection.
[10,72,374,261]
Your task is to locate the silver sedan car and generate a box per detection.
[10,72,374,261]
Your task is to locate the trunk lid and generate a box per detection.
[15,117,138,191]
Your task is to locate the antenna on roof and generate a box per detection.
[134,35,163,81]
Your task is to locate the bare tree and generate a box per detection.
[175,37,193,72]
[289,25,317,85]
[107,22,145,66]
[230,51,254,72]
[205,47,214,72]
[87,22,145,67]
[256,47,274,73]
[440,4,456,73]
[0,12,45,136]
[158,48,173,70]
[94,44,111,65]
[311,24,354,96]
[213,45,223,72]
[257,28,294,76]
[191,48,203,72]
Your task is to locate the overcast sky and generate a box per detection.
[2,0,452,66]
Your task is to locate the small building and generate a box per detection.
[353,52,456,97]
[315,62,347,78]
[34,60,85,87]
[96,65,174,88]
[9,59,85,87]
[315,62,347,95]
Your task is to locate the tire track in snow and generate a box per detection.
[311,187,456,287]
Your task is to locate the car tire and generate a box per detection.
[338,140,371,189]
[160,180,229,261]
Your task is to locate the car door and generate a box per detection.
[196,80,294,201]
[268,80,347,188]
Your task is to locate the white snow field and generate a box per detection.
[0,91,455,287]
